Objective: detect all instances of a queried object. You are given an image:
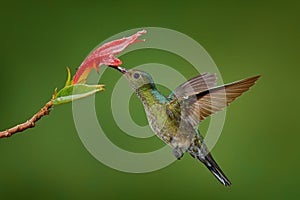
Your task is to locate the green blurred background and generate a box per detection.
[0,0,299,199]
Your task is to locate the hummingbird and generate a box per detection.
[110,65,260,186]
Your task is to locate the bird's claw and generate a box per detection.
[173,147,184,160]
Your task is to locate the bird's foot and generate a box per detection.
[173,147,184,160]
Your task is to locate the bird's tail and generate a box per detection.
[189,147,231,186]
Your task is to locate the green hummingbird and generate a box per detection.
[110,65,260,186]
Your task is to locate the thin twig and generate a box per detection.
[0,98,54,139]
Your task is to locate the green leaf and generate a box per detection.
[53,84,105,105]
[65,67,72,87]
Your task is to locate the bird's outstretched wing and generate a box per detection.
[166,73,217,122]
[168,72,217,99]
[166,74,261,127]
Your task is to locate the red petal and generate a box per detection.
[72,30,147,84]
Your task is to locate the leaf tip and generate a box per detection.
[97,84,105,91]
[65,67,72,86]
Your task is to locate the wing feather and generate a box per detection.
[168,72,217,100]
[166,75,261,127]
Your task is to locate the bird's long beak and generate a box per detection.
[109,65,127,74]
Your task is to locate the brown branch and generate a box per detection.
[0,98,54,139]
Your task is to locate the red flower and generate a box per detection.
[72,30,147,84]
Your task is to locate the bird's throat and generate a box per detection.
[135,83,166,108]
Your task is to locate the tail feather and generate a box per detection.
[190,151,231,186]
[202,153,231,186]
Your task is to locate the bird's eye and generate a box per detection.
[133,73,140,79]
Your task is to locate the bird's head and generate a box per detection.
[109,66,154,90]
[124,69,155,90]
